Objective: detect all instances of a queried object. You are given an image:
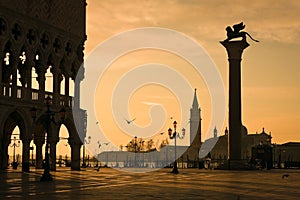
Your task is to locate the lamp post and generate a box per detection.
[10,136,20,169]
[168,121,185,174]
[31,96,66,181]
[82,136,91,167]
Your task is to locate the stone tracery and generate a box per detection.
[0,1,87,171]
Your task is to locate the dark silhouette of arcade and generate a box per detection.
[0,1,87,172]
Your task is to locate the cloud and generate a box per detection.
[86,0,300,51]
[142,101,162,106]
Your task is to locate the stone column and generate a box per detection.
[0,136,10,169]
[25,58,34,100]
[36,66,46,103]
[35,139,44,169]
[74,66,84,109]
[220,40,249,169]
[69,137,82,170]
[51,67,60,106]
[11,58,18,99]
[74,80,80,109]
[65,73,70,97]
[22,138,31,172]
[50,141,57,171]
[0,53,3,95]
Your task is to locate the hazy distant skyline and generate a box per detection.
[83,0,300,145]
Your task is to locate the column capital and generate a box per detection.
[68,137,83,147]
[220,40,249,60]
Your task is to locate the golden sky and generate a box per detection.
[82,0,300,147]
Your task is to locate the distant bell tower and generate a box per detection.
[190,88,201,145]
[214,126,218,138]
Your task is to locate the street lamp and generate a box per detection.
[10,136,20,169]
[31,96,66,181]
[168,121,185,174]
[82,135,91,167]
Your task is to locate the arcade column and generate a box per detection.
[220,40,249,169]
[69,137,82,170]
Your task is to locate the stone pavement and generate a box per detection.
[0,167,299,199]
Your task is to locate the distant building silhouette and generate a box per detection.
[190,88,201,145]
[274,142,300,168]
[202,127,272,164]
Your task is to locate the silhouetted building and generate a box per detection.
[201,128,272,167]
[274,142,300,168]
[0,1,87,171]
[190,88,201,145]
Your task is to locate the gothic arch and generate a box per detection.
[0,109,31,170]
[0,1,86,171]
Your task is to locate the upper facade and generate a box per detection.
[0,0,86,107]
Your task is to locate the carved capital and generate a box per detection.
[220,40,249,60]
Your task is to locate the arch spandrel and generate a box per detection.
[63,116,82,146]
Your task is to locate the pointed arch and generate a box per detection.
[0,109,31,170]
[57,124,71,158]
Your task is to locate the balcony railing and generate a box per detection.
[0,83,73,108]
[2,83,11,97]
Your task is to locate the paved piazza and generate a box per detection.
[0,167,299,199]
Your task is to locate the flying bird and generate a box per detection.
[126,118,136,124]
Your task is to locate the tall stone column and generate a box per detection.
[220,40,249,169]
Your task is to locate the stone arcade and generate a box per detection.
[0,1,86,171]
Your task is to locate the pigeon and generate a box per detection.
[282,174,289,179]
[126,118,136,124]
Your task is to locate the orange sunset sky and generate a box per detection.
[83,0,300,147]
[8,1,300,158]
